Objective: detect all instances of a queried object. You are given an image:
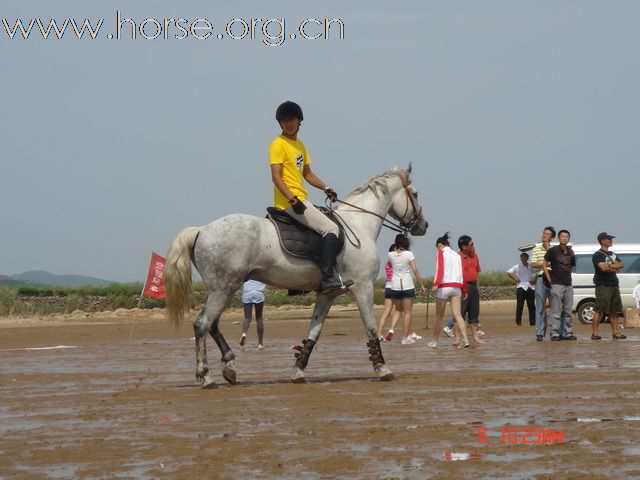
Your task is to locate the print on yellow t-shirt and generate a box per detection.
[269,135,312,210]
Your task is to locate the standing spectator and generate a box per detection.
[377,244,396,340]
[591,232,627,340]
[530,226,556,341]
[239,279,267,349]
[506,252,535,326]
[384,234,426,345]
[543,229,576,341]
[633,280,640,308]
[442,235,484,345]
[429,232,470,349]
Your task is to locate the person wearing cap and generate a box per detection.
[269,101,353,294]
[591,232,626,340]
[543,229,577,341]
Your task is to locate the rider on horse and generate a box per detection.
[269,100,353,294]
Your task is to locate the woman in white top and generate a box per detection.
[384,234,426,345]
[240,279,267,349]
[430,232,470,348]
[377,243,397,340]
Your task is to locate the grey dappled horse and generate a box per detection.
[165,165,427,388]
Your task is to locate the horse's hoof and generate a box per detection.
[201,372,217,389]
[222,361,237,385]
[375,364,396,381]
[291,368,306,384]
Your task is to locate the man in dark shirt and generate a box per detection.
[543,229,576,340]
[591,232,626,340]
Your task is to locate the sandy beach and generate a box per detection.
[1,300,639,479]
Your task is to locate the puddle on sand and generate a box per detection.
[441,451,485,462]
[14,464,84,479]
[327,416,366,423]
[437,450,543,463]
[623,446,640,455]
[547,415,640,423]
[348,443,372,453]
[484,451,544,462]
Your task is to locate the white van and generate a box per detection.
[572,243,640,324]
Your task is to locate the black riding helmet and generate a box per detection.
[276,101,303,122]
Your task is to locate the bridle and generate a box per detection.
[330,172,422,235]
[397,172,422,232]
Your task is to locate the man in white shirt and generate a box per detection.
[506,252,535,326]
[633,281,640,309]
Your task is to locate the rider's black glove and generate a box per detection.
[290,197,306,215]
[324,187,338,202]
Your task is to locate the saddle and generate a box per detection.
[266,206,345,262]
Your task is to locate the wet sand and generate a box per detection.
[1,301,639,479]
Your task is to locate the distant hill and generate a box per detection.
[7,270,115,287]
[0,275,30,287]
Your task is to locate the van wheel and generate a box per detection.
[577,301,596,325]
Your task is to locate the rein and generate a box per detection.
[327,172,421,245]
[331,198,405,234]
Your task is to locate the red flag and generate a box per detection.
[143,252,166,299]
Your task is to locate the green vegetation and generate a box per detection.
[476,271,515,287]
[375,271,514,288]
[0,284,165,316]
[17,283,143,297]
[0,271,515,316]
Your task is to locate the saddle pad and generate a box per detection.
[266,207,344,261]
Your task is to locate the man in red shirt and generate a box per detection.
[443,235,485,344]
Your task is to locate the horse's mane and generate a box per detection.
[346,169,405,200]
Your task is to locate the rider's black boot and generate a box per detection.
[319,233,353,294]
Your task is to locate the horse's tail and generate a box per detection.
[165,226,200,327]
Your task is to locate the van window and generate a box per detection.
[575,254,594,274]
[574,252,640,274]
[618,254,640,273]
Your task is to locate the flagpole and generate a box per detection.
[137,283,145,309]
[138,253,153,310]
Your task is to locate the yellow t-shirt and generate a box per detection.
[269,135,312,210]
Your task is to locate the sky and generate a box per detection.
[1,1,639,282]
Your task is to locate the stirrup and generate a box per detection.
[336,271,353,289]
[319,278,353,294]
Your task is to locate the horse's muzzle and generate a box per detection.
[411,220,428,236]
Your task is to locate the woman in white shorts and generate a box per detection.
[240,279,266,349]
[430,232,470,348]
[384,234,426,345]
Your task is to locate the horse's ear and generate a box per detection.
[406,162,412,178]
